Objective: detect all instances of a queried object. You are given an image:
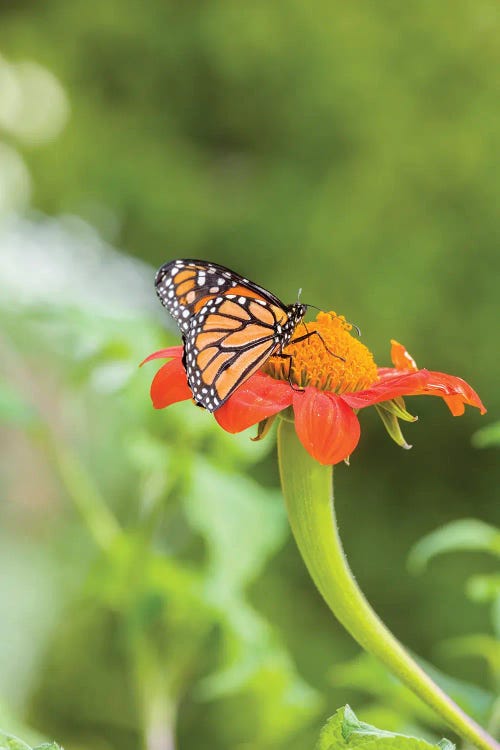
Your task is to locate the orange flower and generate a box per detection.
[142,312,485,465]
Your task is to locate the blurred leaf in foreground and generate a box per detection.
[0,729,62,750]
[0,379,39,428]
[408,520,500,574]
[408,520,500,694]
[186,460,321,742]
[472,422,500,449]
[316,705,454,750]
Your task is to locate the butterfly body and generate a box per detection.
[155,259,306,412]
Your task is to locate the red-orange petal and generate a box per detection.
[140,346,184,366]
[423,371,486,415]
[150,358,192,409]
[293,388,361,465]
[342,370,430,409]
[215,373,293,433]
[386,342,485,414]
[390,340,418,371]
[344,366,486,417]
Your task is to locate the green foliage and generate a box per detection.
[408,520,500,574]
[316,706,454,750]
[0,380,39,428]
[0,731,61,750]
[409,520,500,697]
[329,652,494,733]
[472,423,500,449]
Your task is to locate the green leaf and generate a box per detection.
[465,573,500,603]
[0,719,36,750]
[408,519,500,574]
[0,731,62,750]
[186,459,287,592]
[472,422,500,449]
[0,733,30,750]
[316,705,454,750]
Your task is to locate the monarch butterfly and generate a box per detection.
[155,259,320,412]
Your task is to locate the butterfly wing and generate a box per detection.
[183,293,289,411]
[155,259,284,333]
[155,259,304,411]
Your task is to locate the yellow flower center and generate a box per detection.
[263,311,378,393]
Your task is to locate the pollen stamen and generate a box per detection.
[264,311,378,393]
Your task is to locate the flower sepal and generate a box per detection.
[375,401,414,450]
[380,396,418,423]
[251,415,277,442]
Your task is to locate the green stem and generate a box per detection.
[277,419,499,750]
[141,676,177,750]
[40,429,121,551]
[131,631,178,750]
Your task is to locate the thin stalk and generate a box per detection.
[40,428,121,551]
[278,419,499,750]
[131,633,178,750]
[144,698,177,750]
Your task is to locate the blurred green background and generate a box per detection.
[0,2,498,749]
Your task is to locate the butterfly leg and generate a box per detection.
[292,329,345,362]
[275,352,304,392]
[181,335,188,371]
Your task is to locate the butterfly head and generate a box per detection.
[281,302,307,343]
[291,302,307,323]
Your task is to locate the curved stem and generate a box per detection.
[277,419,499,750]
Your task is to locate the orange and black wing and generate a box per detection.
[155,259,284,334]
[184,293,288,411]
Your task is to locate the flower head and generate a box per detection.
[142,312,485,465]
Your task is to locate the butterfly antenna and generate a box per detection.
[328,310,361,337]
[301,303,362,337]
[302,302,321,312]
